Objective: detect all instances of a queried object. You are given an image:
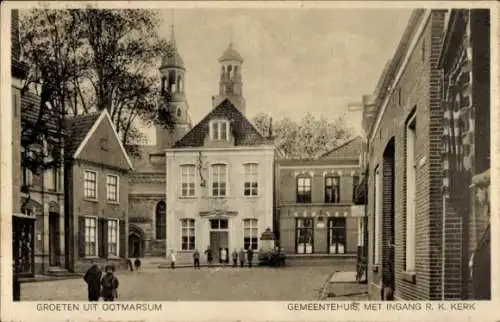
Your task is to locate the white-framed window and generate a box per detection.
[107,219,119,257]
[374,167,381,265]
[181,219,195,250]
[243,163,259,196]
[243,219,258,250]
[106,174,119,202]
[21,148,34,187]
[180,164,196,197]
[84,216,98,257]
[211,164,228,197]
[210,120,230,141]
[84,170,97,200]
[405,114,417,271]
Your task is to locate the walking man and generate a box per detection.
[84,260,102,301]
[193,249,201,269]
[204,246,213,265]
[231,249,238,267]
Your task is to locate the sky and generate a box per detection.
[142,8,412,144]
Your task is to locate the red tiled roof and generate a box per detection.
[173,98,272,148]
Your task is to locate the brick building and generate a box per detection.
[277,137,363,256]
[362,8,491,300]
[64,110,134,272]
[363,9,447,300]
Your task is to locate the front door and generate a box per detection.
[328,217,346,254]
[128,233,141,258]
[209,218,229,263]
[49,212,60,266]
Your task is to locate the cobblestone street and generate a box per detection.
[21,265,342,301]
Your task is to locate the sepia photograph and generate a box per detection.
[1,0,496,318]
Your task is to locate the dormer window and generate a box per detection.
[210,120,230,141]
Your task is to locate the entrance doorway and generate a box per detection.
[209,219,229,263]
[382,138,396,300]
[328,217,346,254]
[128,233,142,258]
[48,212,60,266]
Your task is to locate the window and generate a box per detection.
[210,219,228,230]
[296,218,313,254]
[84,217,97,257]
[406,115,417,271]
[107,219,119,257]
[181,219,195,250]
[211,164,227,197]
[210,120,230,141]
[325,176,340,203]
[106,175,118,202]
[155,201,166,240]
[296,177,311,203]
[374,167,381,264]
[84,170,97,200]
[328,218,346,254]
[180,165,196,197]
[243,219,258,250]
[352,175,360,202]
[21,149,34,188]
[244,163,258,196]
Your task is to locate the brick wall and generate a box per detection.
[366,10,446,300]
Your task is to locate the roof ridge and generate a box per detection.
[319,135,361,158]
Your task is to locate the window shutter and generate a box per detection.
[103,220,109,258]
[78,217,85,258]
[98,219,105,258]
[119,220,126,258]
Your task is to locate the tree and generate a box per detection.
[20,9,175,157]
[252,112,353,159]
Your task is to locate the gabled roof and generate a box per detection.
[320,136,363,160]
[66,109,134,170]
[172,98,273,148]
[21,92,60,131]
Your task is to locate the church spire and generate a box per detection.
[170,10,176,48]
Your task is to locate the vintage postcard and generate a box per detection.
[0,1,498,321]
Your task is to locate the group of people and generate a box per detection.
[167,246,256,269]
[84,261,120,302]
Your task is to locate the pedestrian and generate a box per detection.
[193,249,200,269]
[204,246,213,265]
[100,264,119,302]
[134,258,141,272]
[220,248,227,264]
[127,258,134,271]
[83,260,102,301]
[247,247,254,268]
[231,249,238,267]
[238,248,246,268]
[170,250,176,269]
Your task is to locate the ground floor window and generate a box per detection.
[84,217,97,257]
[107,219,119,257]
[181,219,195,250]
[243,219,258,250]
[296,218,314,254]
[328,217,346,254]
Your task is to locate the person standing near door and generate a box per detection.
[220,248,227,264]
[193,249,200,269]
[169,250,176,269]
[247,247,254,268]
[231,249,238,267]
[204,246,213,265]
[238,248,246,268]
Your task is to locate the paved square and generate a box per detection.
[21,266,336,301]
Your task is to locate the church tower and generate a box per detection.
[156,24,192,150]
[212,42,246,115]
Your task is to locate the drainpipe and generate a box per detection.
[441,196,446,300]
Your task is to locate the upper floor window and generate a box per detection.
[296,177,311,203]
[106,175,119,202]
[243,163,258,196]
[84,170,97,200]
[210,120,229,141]
[211,164,228,197]
[21,149,34,188]
[325,176,340,203]
[180,165,196,197]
